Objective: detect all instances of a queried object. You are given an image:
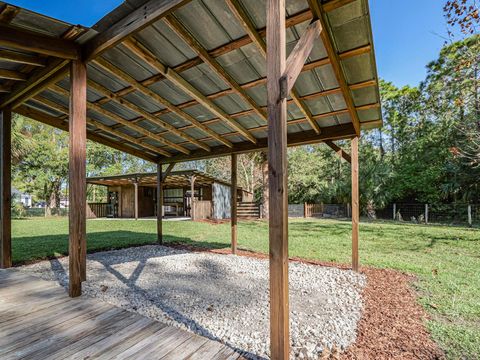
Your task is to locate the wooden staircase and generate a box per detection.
[237,202,260,219]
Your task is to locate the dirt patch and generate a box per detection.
[168,244,445,359]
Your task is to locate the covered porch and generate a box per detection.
[0,0,381,358]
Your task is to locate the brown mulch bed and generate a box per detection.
[168,244,445,359]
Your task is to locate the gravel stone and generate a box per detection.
[17,245,366,359]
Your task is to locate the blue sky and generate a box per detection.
[8,0,449,88]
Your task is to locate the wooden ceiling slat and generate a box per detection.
[0,69,27,81]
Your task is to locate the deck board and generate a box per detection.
[0,270,244,360]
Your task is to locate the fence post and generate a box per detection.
[425,204,429,224]
[303,202,306,218]
[468,205,472,226]
[393,203,396,220]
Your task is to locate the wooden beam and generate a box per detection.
[161,123,356,164]
[0,58,69,109]
[157,163,163,244]
[14,105,159,163]
[31,93,171,158]
[323,0,357,12]
[123,39,255,145]
[351,136,359,271]
[280,20,322,98]
[0,69,27,81]
[267,0,289,358]
[325,140,351,163]
[49,84,183,155]
[69,60,87,297]
[225,0,320,135]
[0,85,10,93]
[0,24,79,59]
[164,14,267,121]
[308,0,361,135]
[91,58,209,153]
[162,163,175,181]
[0,107,12,269]
[231,153,238,255]
[0,49,45,67]
[83,0,190,61]
[0,4,20,23]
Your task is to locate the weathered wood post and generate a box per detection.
[425,204,429,224]
[468,205,472,227]
[351,136,359,272]
[0,106,12,269]
[69,59,87,297]
[157,164,163,243]
[231,153,238,254]
[134,180,139,220]
[190,176,194,220]
[267,0,289,358]
[393,203,396,220]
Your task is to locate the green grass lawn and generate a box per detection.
[11,217,480,359]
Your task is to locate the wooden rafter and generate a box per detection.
[325,140,351,163]
[92,57,216,152]
[308,0,361,135]
[48,85,186,155]
[0,50,45,67]
[0,24,79,59]
[0,69,27,81]
[0,4,19,23]
[0,59,69,109]
[164,14,267,121]
[83,0,191,61]
[122,38,256,145]
[30,93,171,158]
[225,0,321,135]
[15,105,159,162]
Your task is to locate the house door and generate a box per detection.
[107,191,119,218]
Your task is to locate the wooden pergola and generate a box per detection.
[0,0,381,358]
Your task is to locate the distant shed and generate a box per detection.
[87,170,253,220]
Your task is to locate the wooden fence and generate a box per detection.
[304,203,324,218]
[193,200,212,220]
[87,202,108,218]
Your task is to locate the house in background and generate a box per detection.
[11,188,33,208]
[86,170,256,220]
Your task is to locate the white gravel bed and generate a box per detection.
[17,246,366,359]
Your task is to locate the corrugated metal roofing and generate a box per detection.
[0,0,382,163]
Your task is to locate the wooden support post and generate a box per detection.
[134,180,139,220]
[0,107,12,269]
[351,136,359,272]
[190,175,196,221]
[425,204,429,224]
[157,163,163,244]
[231,154,238,254]
[69,60,87,297]
[393,203,396,220]
[468,205,472,227]
[267,0,289,358]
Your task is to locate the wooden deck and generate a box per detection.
[0,270,243,360]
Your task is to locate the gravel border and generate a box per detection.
[17,245,366,359]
